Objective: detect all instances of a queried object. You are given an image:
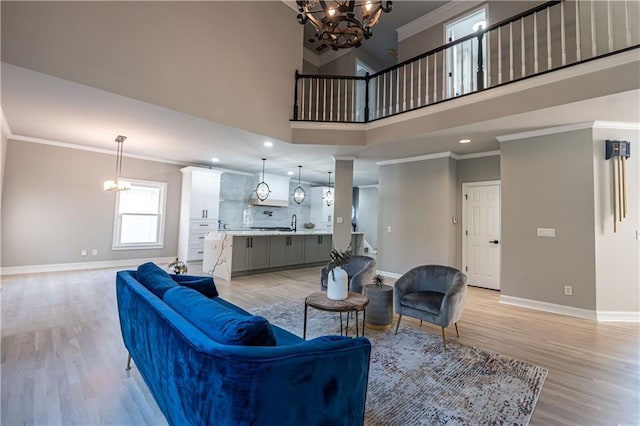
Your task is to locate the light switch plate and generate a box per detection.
[537,228,556,237]
[336,217,343,224]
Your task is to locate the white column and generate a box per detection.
[333,156,355,251]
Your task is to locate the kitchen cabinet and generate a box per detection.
[310,187,334,230]
[304,234,332,263]
[231,236,270,272]
[178,167,223,261]
[269,235,305,267]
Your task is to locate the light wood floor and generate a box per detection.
[1,265,638,425]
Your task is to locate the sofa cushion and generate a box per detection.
[136,262,178,298]
[164,286,276,346]
[170,275,219,298]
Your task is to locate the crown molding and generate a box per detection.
[1,107,13,138]
[397,0,484,42]
[455,150,501,160]
[358,184,379,189]
[377,151,453,166]
[592,121,640,130]
[333,156,356,161]
[496,122,596,142]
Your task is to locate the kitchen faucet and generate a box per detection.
[291,214,297,232]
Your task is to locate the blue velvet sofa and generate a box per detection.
[116,263,371,426]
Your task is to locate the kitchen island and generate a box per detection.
[203,230,364,281]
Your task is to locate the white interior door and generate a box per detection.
[462,181,501,290]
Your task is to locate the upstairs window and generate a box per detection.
[112,179,167,250]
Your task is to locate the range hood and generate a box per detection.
[250,173,290,207]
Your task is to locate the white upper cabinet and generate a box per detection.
[249,173,291,207]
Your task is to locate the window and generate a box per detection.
[112,179,167,250]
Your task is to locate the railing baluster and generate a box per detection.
[425,55,430,105]
[509,22,514,81]
[417,59,421,107]
[410,62,414,109]
[547,7,552,70]
[300,76,305,120]
[330,79,334,121]
[442,49,446,101]
[403,64,407,111]
[395,67,400,113]
[607,0,613,52]
[470,41,475,92]
[576,0,582,61]
[534,11,539,74]
[561,1,567,66]
[487,31,491,87]
[351,79,356,121]
[459,44,464,95]
[433,52,438,102]
[383,73,387,116]
[375,76,380,119]
[521,17,526,77]
[498,26,503,84]
[590,0,597,57]
[322,78,326,121]
[315,78,319,120]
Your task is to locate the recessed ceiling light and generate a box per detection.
[264,141,273,147]
[287,171,294,175]
[211,157,220,162]
[459,139,471,144]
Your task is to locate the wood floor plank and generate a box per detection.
[1,266,638,425]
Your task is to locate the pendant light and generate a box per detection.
[255,158,271,201]
[103,135,131,191]
[323,171,334,206]
[292,165,306,204]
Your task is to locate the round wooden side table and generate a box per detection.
[303,291,369,339]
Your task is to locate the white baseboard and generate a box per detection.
[499,295,597,320]
[0,257,176,276]
[596,311,640,322]
[376,270,402,279]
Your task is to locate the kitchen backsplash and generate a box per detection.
[219,172,311,229]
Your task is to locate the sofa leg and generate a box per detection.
[441,327,447,351]
[395,315,402,335]
[126,354,132,371]
[454,322,459,338]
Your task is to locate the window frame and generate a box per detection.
[112,178,167,250]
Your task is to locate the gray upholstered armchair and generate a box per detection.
[321,255,376,294]
[394,265,467,350]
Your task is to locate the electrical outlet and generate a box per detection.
[92,249,98,256]
[387,226,392,233]
[81,250,87,257]
[564,285,573,296]
[336,217,343,224]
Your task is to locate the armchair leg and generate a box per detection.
[395,315,402,335]
[126,354,132,371]
[441,327,447,351]
[454,322,459,338]
[420,320,423,327]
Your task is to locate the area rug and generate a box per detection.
[253,300,548,426]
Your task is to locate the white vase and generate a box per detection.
[327,266,348,300]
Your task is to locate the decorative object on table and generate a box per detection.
[394,265,467,351]
[303,222,315,229]
[321,254,376,294]
[103,135,131,191]
[364,274,394,330]
[326,247,352,300]
[296,0,393,50]
[605,140,631,232]
[254,158,271,201]
[167,258,187,274]
[254,299,548,426]
[291,165,306,204]
[323,171,334,206]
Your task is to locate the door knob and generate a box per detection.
[489,240,500,244]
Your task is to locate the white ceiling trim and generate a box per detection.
[1,107,13,138]
[377,151,453,165]
[455,150,501,159]
[334,155,357,161]
[397,0,484,42]
[592,121,640,130]
[291,121,365,131]
[10,133,189,166]
[358,184,379,189]
[496,122,596,142]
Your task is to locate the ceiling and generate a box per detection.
[302,1,446,69]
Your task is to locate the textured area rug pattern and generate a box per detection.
[253,300,547,426]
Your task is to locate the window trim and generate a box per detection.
[112,178,167,250]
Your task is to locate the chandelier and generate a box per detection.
[323,171,334,206]
[103,135,131,191]
[292,165,306,204]
[297,1,393,50]
[255,158,271,201]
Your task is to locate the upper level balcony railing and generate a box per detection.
[292,0,639,123]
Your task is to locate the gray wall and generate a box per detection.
[500,127,597,310]
[358,186,379,250]
[2,1,302,143]
[333,159,354,251]
[377,156,457,274]
[456,155,501,265]
[1,140,182,267]
[1,131,7,206]
[592,128,639,313]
